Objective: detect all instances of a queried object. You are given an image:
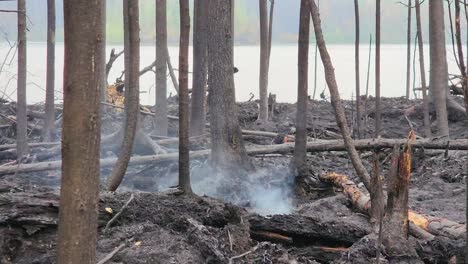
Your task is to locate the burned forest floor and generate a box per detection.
[0,96,466,263]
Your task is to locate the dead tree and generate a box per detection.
[294,0,310,176]
[107,0,140,192]
[415,0,431,138]
[454,0,468,114]
[43,0,55,142]
[57,1,104,263]
[258,0,269,121]
[429,0,450,136]
[406,0,412,100]
[155,0,169,136]
[16,0,28,160]
[190,0,208,137]
[375,0,381,138]
[308,0,371,190]
[354,0,362,139]
[178,0,193,194]
[207,0,252,171]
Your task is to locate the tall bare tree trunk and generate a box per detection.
[354,0,362,139]
[406,0,412,100]
[57,1,104,263]
[178,0,192,194]
[308,0,371,190]
[415,0,431,138]
[267,0,274,66]
[107,0,140,191]
[294,0,310,174]
[258,0,269,121]
[429,0,450,137]
[190,0,208,137]
[16,0,28,160]
[155,0,168,136]
[43,0,55,142]
[207,0,252,171]
[455,0,468,114]
[375,0,381,138]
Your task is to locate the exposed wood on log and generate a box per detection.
[320,172,466,240]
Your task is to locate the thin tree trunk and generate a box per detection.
[312,0,319,101]
[107,0,140,192]
[57,1,104,263]
[375,0,381,138]
[258,0,269,121]
[190,0,208,137]
[267,0,274,65]
[308,0,371,190]
[429,0,450,136]
[455,0,468,114]
[294,0,310,174]
[415,0,431,138]
[178,0,192,194]
[43,0,55,142]
[207,0,252,171]
[155,0,169,136]
[354,0,362,139]
[447,1,461,70]
[16,0,28,160]
[406,0,412,100]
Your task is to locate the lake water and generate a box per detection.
[0,42,463,105]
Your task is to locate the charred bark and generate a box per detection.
[42,0,55,142]
[16,0,28,160]
[375,0,382,138]
[155,0,169,136]
[258,0,269,121]
[354,0,362,139]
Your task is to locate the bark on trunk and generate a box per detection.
[354,0,362,139]
[293,0,310,174]
[58,1,104,263]
[406,0,412,100]
[16,0,28,160]
[155,0,169,136]
[178,0,192,194]
[375,0,382,138]
[43,0,55,142]
[308,0,371,191]
[454,0,468,116]
[107,0,140,192]
[207,0,252,171]
[190,0,208,137]
[258,0,269,121]
[415,0,432,138]
[429,0,450,136]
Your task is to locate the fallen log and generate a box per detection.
[320,172,466,240]
[1,138,468,175]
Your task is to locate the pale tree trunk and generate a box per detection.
[375,0,381,138]
[16,0,28,160]
[455,0,468,114]
[258,0,269,121]
[406,0,412,100]
[178,0,192,194]
[294,0,310,174]
[207,0,252,171]
[190,0,208,137]
[155,0,168,136]
[57,1,104,263]
[43,0,55,142]
[267,0,274,66]
[429,0,450,137]
[107,0,140,191]
[415,0,431,138]
[308,0,371,190]
[354,0,362,139]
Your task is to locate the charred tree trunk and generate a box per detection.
[43,0,55,142]
[57,1,104,263]
[16,0,28,160]
[308,0,371,190]
[429,0,450,137]
[293,0,310,175]
[107,0,140,192]
[354,0,362,139]
[207,0,252,171]
[258,0,269,121]
[406,0,412,100]
[455,0,468,114]
[415,0,431,138]
[155,0,169,136]
[375,0,382,138]
[190,0,208,137]
[178,0,193,194]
